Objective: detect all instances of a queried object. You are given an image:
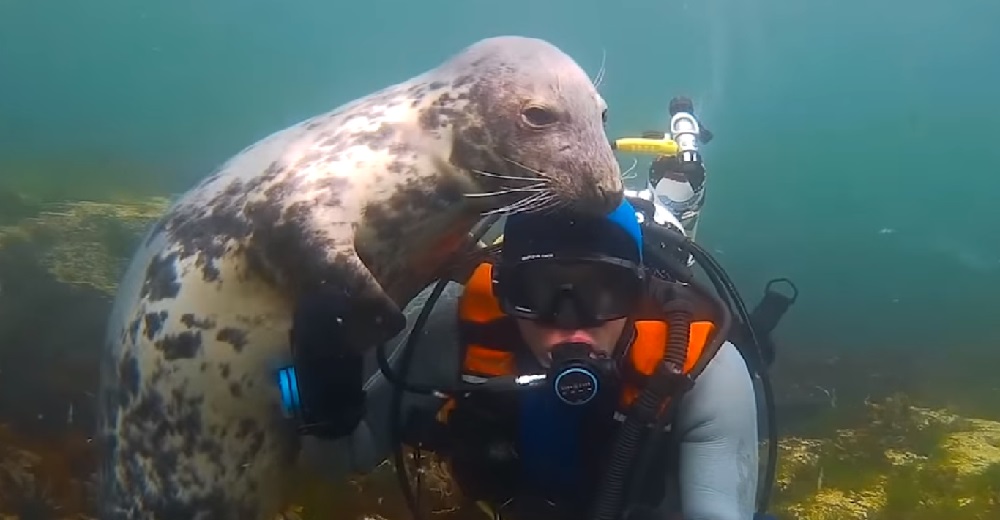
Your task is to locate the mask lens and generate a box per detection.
[501,258,643,324]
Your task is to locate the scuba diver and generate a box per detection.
[613,96,714,240]
[277,195,798,520]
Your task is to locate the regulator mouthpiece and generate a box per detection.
[549,342,614,406]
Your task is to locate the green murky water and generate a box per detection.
[1,0,998,518]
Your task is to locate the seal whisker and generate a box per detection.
[473,169,549,183]
[593,49,608,89]
[483,191,545,217]
[464,182,549,199]
[502,157,548,179]
[485,190,559,217]
[489,195,540,215]
[520,192,561,215]
[621,158,639,180]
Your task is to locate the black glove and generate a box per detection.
[288,285,366,439]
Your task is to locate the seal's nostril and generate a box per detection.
[599,186,623,212]
[592,186,610,212]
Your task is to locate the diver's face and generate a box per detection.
[515,317,628,368]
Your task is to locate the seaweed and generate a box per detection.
[286,447,463,520]
[0,424,95,519]
[0,197,169,294]
[772,394,1000,520]
[0,192,998,519]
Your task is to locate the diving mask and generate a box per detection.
[497,256,645,329]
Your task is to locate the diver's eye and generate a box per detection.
[521,106,558,128]
[601,109,608,124]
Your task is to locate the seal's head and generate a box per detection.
[430,36,623,216]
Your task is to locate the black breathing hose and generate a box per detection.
[683,238,778,512]
[385,275,449,520]
[757,356,779,511]
[590,302,695,520]
[644,223,778,513]
[620,251,734,516]
[379,215,501,520]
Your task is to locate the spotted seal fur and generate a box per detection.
[97,35,623,519]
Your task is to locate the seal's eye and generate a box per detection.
[601,109,608,124]
[522,106,558,128]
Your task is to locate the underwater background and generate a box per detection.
[1,0,999,518]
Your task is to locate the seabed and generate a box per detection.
[0,186,997,520]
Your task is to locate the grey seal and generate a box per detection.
[96,35,623,519]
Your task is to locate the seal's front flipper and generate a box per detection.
[282,269,406,439]
[302,251,406,355]
[286,285,369,438]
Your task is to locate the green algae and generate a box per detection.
[277,395,1000,520]
[0,197,169,294]
[0,193,996,519]
[0,193,170,518]
[772,394,1000,520]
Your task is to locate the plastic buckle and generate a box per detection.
[661,361,695,395]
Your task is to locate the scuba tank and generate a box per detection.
[650,96,710,239]
[614,96,712,240]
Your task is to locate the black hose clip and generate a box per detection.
[660,360,695,395]
[629,361,693,426]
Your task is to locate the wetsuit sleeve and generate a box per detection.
[672,341,759,520]
[295,282,465,479]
